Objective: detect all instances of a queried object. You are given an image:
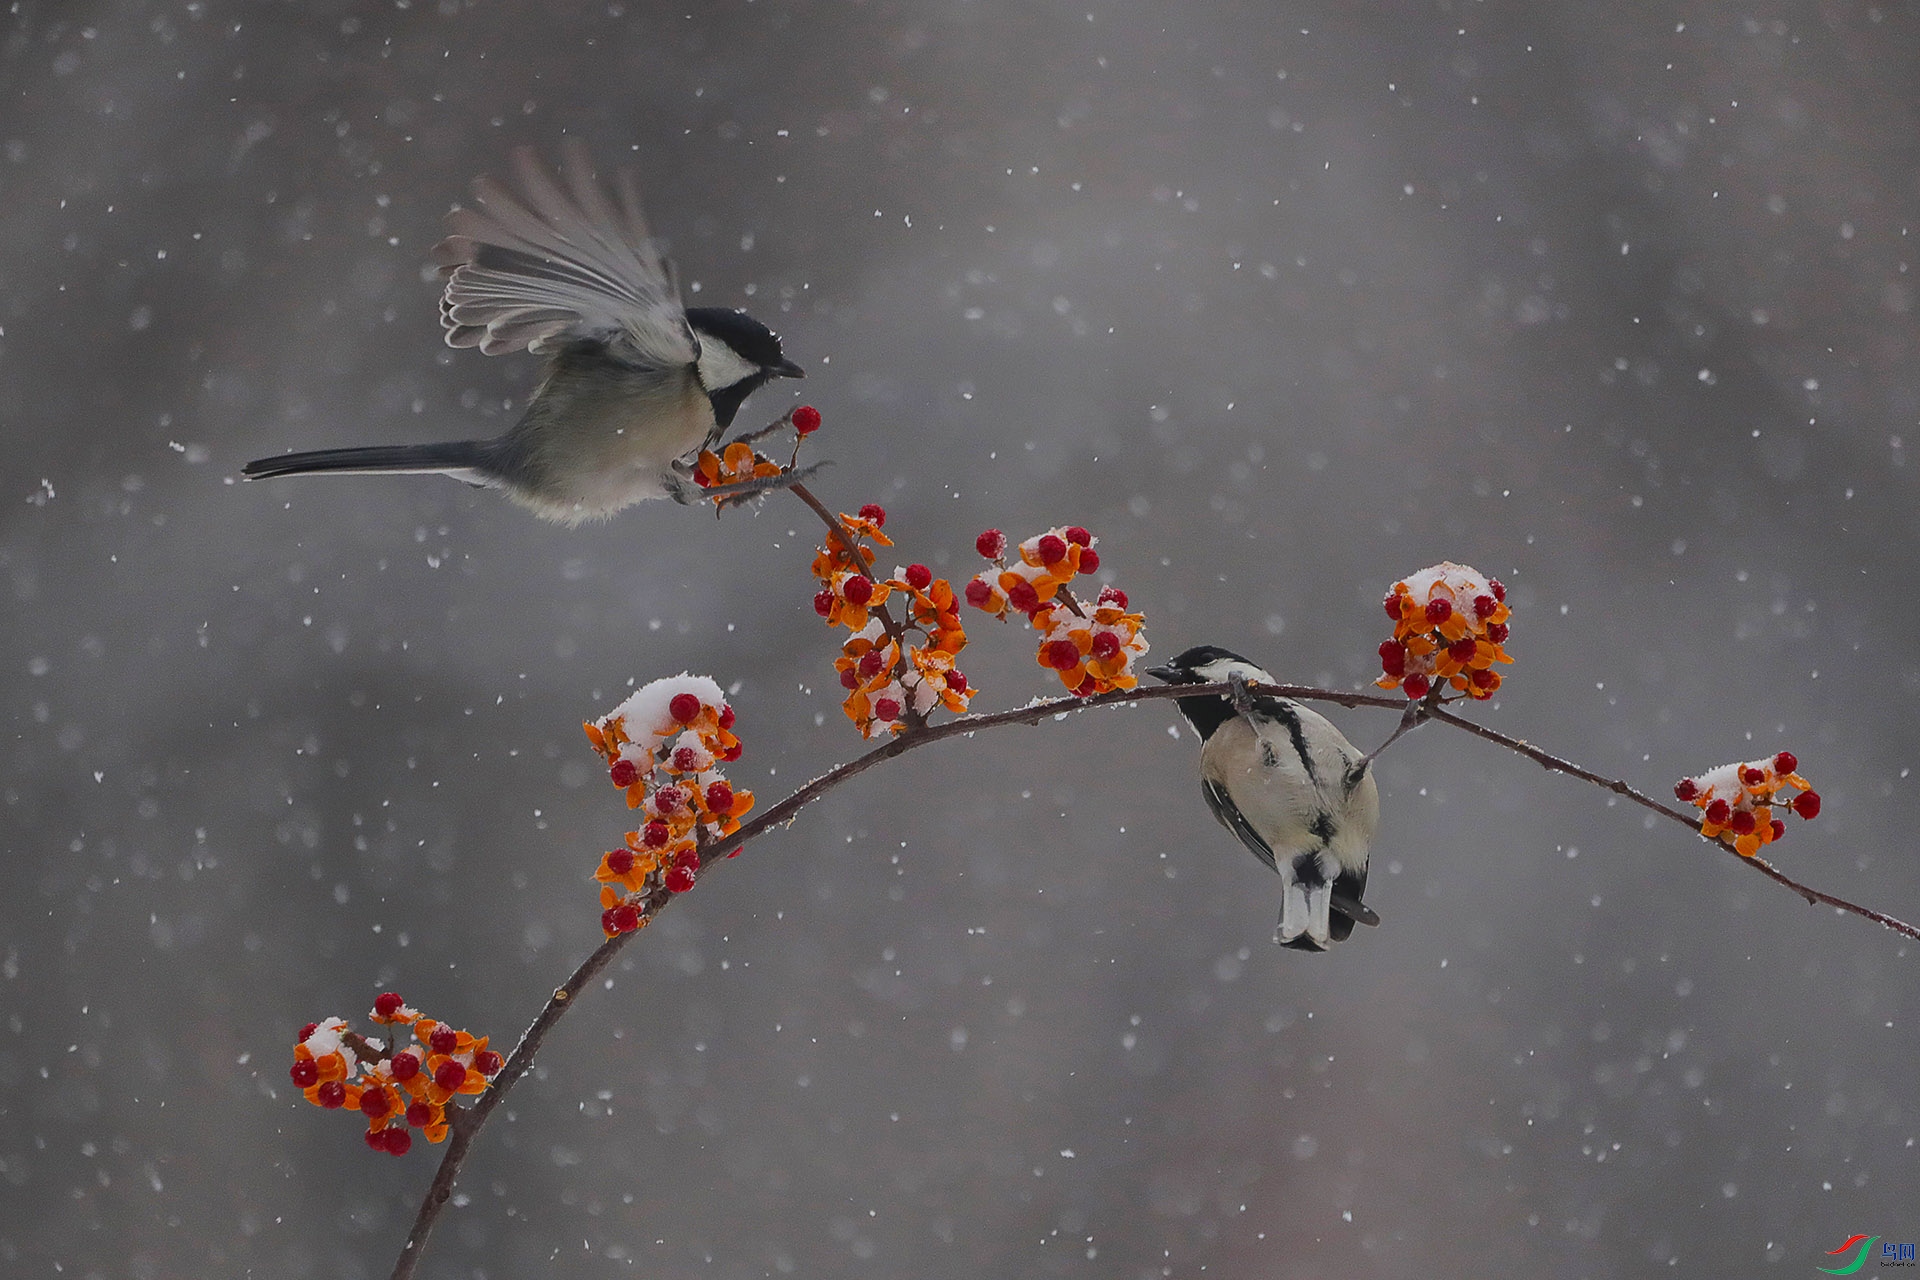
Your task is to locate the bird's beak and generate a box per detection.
[770,358,805,379]
[1145,663,1180,684]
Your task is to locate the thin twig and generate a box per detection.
[386,678,1917,1278]
[1423,704,1920,940]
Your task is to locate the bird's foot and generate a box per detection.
[1227,672,1257,720]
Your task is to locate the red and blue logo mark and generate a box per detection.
[1821,1235,1917,1274]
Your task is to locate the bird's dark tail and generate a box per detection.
[242,442,493,483]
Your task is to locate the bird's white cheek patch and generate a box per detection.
[695,340,759,392]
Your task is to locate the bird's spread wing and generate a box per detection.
[1201,778,1278,873]
[432,139,696,367]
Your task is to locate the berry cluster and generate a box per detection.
[811,504,973,737]
[1674,752,1821,857]
[1375,562,1514,701]
[964,526,1149,694]
[583,676,754,933]
[289,995,501,1156]
[692,405,822,500]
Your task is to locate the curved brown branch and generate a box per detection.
[388,678,1917,1278]
[1422,705,1920,940]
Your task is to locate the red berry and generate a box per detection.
[1704,798,1731,825]
[1793,791,1821,819]
[976,529,1006,559]
[1448,637,1478,663]
[1073,675,1099,697]
[664,866,696,894]
[1403,673,1431,700]
[859,503,887,527]
[290,1059,319,1087]
[1673,778,1699,803]
[1078,548,1100,574]
[843,575,874,606]
[705,781,734,813]
[429,1026,458,1055]
[792,405,822,435]
[1473,594,1497,619]
[474,1050,503,1077]
[904,563,933,590]
[1770,820,1786,841]
[859,649,887,678]
[718,704,735,729]
[610,759,639,788]
[360,1087,392,1120]
[1384,591,1402,619]
[374,992,405,1018]
[317,1080,347,1109]
[1730,810,1756,835]
[1774,751,1798,775]
[669,692,701,724]
[874,697,902,722]
[721,742,742,762]
[964,578,995,608]
[1064,526,1091,546]
[1007,580,1040,613]
[382,1127,412,1156]
[406,1101,435,1128]
[1486,622,1510,645]
[839,668,859,690]
[1045,638,1081,670]
[1470,667,1497,690]
[1425,598,1452,625]
[1490,578,1506,602]
[1378,640,1406,677]
[642,821,669,848]
[1091,631,1121,660]
[813,588,835,617]
[667,746,694,772]
[609,903,640,932]
[945,670,967,691]
[1098,586,1128,609]
[1037,534,1068,565]
[1741,766,1766,787]
[656,786,685,813]
[434,1060,468,1091]
[365,1129,388,1151]
[390,1051,420,1082]
[298,1022,319,1042]
[606,849,635,875]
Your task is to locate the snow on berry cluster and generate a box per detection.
[964,526,1149,694]
[1376,561,1513,701]
[1673,752,1820,857]
[691,405,822,499]
[810,504,973,737]
[583,675,754,934]
[289,994,502,1156]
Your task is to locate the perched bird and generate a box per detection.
[243,140,805,523]
[1148,645,1381,951]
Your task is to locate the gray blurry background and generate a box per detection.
[4,1,1918,1276]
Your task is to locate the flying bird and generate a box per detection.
[243,140,804,523]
